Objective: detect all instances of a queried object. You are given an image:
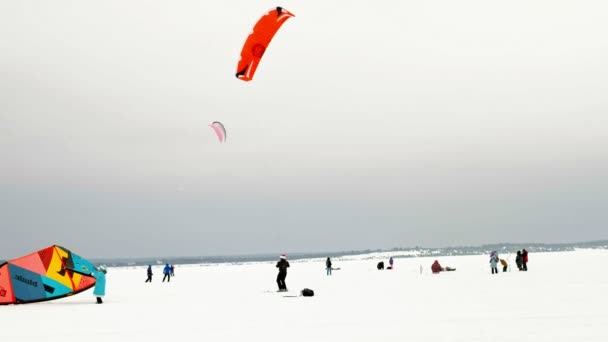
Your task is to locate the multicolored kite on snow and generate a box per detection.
[0,245,97,305]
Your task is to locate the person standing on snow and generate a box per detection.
[162,263,172,282]
[522,249,529,271]
[515,251,523,271]
[170,264,175,277]
[389,256,394,270]
[489,251,499,274]
[276,254,290,291]
[145,265,153,283]
[326,257,332,276]
[92,265,107,304]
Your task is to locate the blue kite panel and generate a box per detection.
[8,264,45,303]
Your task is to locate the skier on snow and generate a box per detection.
[276,254,290,292]
[162,263,172,282]
[145,265,153,283]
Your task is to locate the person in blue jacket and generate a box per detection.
[162,263,172,282]
[92,265,107,304]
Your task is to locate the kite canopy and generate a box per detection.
[210,121,226,143]
[0,245,97,305]
[235,6,295,81]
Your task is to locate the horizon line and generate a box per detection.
[88,239,608,262]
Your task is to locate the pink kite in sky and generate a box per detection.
[210,121,226,143]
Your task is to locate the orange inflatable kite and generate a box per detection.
[235,7,295,81]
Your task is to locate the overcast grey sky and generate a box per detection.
[1,0,607,259]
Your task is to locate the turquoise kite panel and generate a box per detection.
[69,252,95,275]
[41,275,73,298]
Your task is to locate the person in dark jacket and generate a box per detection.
[276,254,290,291]
[170,264,175,277]
[515,251,523,271]
[145,265,153,283]
[377,261,384,270]
[162,263,171,282]
[388,256,394,270]
[522,249,529,271]
[326,257,332,276]
[431,260,442,274]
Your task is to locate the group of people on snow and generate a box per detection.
[489,249,529,274]
[276,255,338,291]
[377,256,395,270]
[144,264,175,283]
[92,248,533,303]
[515,249,529,271]
[430,250,530,275]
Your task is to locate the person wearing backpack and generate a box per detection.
[276,254,290,291]
[325,257,332,276]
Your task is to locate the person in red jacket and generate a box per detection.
[431,260,442,274]
[522,249,529,271]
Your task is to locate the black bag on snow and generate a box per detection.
[301,288,314,297]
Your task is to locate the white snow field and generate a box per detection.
[1,249,607,342]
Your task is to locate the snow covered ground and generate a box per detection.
[1,249,607,342]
